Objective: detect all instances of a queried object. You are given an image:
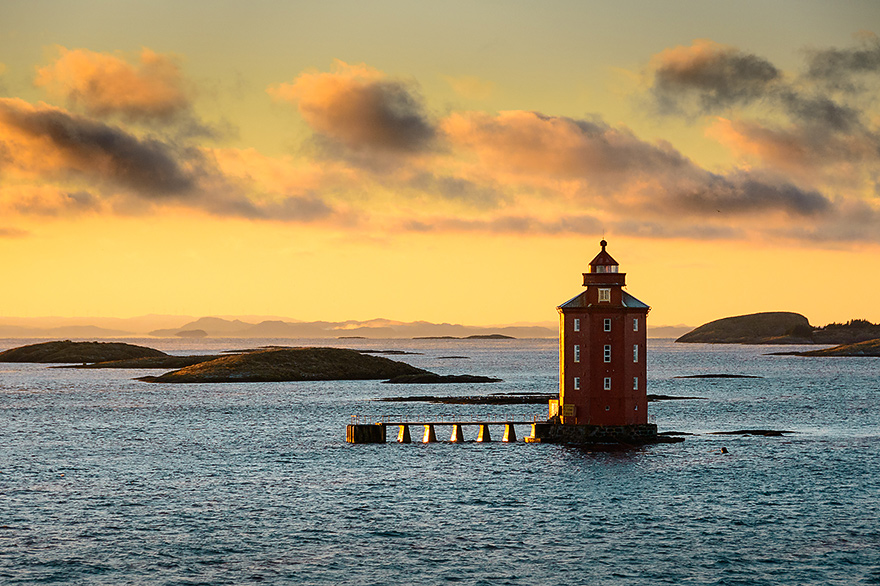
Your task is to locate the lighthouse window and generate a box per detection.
[633,377,639,390]
[573,344,581,363]
[573,318,580,332]
[604,345,611,362]
[574,377,580,390]
[633,344,639,363]
[633,318,639,332]
[604,377,611,390]
[604,318,611,332]
[598,288,611,302]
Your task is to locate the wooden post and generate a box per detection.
[477,424,492,442]
[450,424,465,443]
[422,424,437,443]
[397,424,411,443]
[503,423,517,443]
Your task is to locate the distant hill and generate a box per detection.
[1,315,689,340]
[676,312,813,344]
[149,317,557,339]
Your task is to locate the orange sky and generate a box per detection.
[1,2,879,327]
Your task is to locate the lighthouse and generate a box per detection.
[527,240,663,444]
[556,239,649,425]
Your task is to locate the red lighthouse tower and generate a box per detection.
[555,240,649,426]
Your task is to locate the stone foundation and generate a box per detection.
[525,422,678,445]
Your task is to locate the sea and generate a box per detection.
[1,337,878,585]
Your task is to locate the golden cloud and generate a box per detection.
[35,47,189,120]
[268,60,434,152]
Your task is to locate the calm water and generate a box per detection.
[1,337,879,585]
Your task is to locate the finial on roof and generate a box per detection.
[600,239,607,250]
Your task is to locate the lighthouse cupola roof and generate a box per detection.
[589,239,619,274]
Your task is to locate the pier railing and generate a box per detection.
[346,414,545,444]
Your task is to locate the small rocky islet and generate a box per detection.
[773,338,880,357]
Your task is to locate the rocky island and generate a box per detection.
[0,340,167,363]
[675,312,813,344]
[138,347,429,383]
[677,313,880,345]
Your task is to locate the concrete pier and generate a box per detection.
[346,420,536,444]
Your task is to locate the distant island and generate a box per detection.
[412,334,515,340]
[676,312,880,345]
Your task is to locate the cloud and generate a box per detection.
[648,39,780,113]
[0,98,199,196]
[0,227,29,238]
[441,109,832,219]
[646,37,880,206]
[268,60,435,153]
[402,213,604,235]
[804,34,880,91]
[35,47,190,121]
[0,185,104,217]
[442,110,690,184]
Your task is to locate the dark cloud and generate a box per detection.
[649,40,780,113]
[0,99,199,196]
[670,172,832,216]
[804,38,880,90]
[777,91,863,132]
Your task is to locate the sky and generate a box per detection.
[1,0,879,328]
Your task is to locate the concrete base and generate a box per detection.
[347,424,386,444]
[525,423,680,446]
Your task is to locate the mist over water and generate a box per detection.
[1,338,878,584]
